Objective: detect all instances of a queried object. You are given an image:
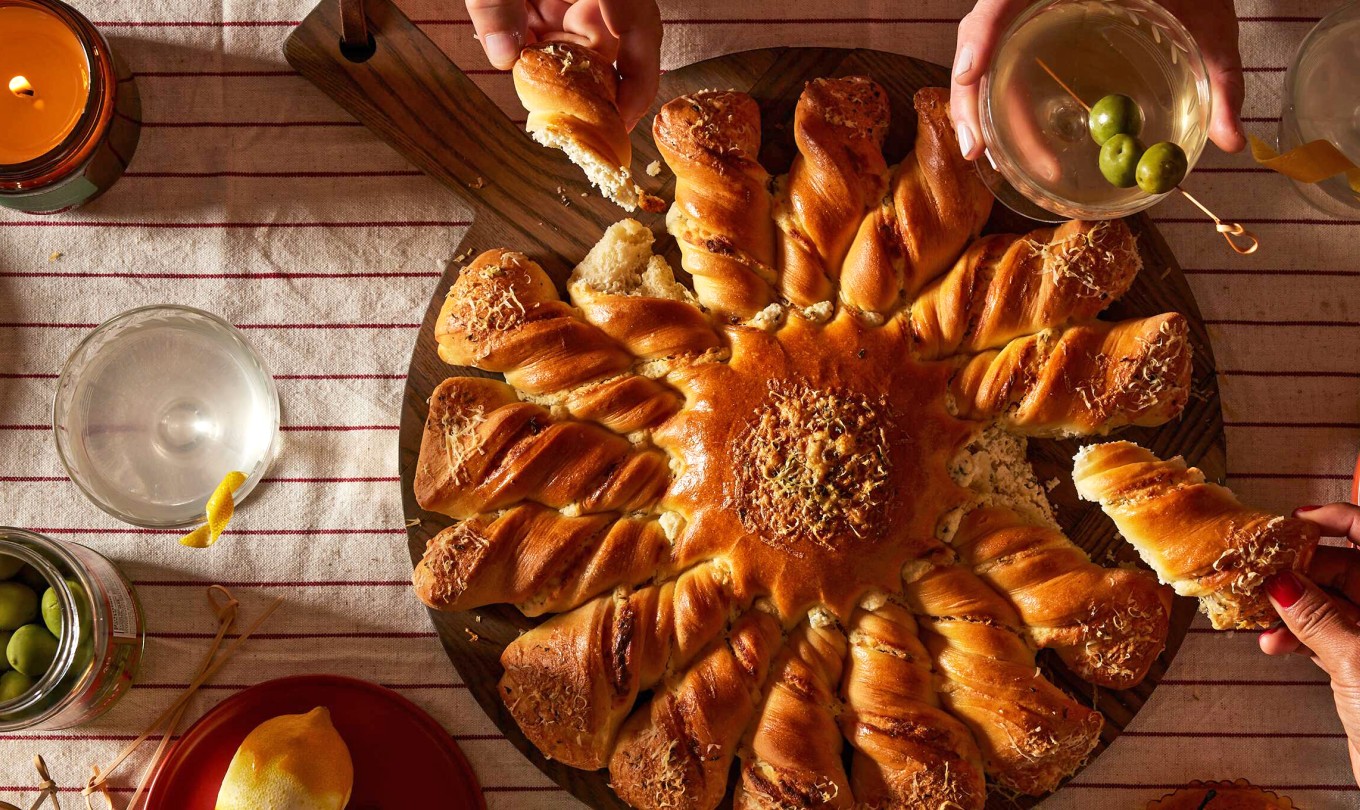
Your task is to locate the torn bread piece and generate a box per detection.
[513,42,664,213]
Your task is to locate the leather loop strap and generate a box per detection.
[339,0,369,48]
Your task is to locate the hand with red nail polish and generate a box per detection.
[467,0,661,130]
[1259,502,1360,787]
[949,0,1246,160]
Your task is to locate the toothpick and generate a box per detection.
[1034,58,1259,254]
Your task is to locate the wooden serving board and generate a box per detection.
[286,3,1220,807]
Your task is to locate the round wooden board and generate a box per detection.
[398,47,1221,810]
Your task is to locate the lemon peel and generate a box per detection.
[179,471,248,548]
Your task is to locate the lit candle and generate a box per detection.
[0,3,91,166]
[0,0,141,214]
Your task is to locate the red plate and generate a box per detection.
[144,675,485,810]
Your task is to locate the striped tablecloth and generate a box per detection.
[1,0,1357,807]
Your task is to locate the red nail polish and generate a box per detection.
[1265,571,1305,608]
[1294,505,1322,515]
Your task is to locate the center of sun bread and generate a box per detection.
[734,381,894,552]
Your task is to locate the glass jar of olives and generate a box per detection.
[0,528,145,730]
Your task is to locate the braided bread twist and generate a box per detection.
[735,616,853,809]
[610,609,784,810]
[498,562,735,769]
[512,41,662,212]
[776,77,890,312]
[901,561,1103,795]
[840,598,987,810]
[413,377,670,519]
[948,503,1172,688]
[654,90,778,320]
[910,218,1141,360]
[949,313,1192,436]
[436,249,680,433]
[1073,440,1320,630]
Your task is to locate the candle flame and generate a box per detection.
[8,76,35,98]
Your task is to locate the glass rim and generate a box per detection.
[51,304,280,528]
[979,0,1213,220]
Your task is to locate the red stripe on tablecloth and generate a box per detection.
[124,169,424,178]
[1222,369,1360,378]
[0,220,469,229]
[134,579,410,587]
[0,425,46,431]
[148,630,437,639]
[0,321,419,329]
[1184,267,1360,277]
[36,527,405,535]
[0,476,67,482]
[1069,784,1359,791]
[1159,678,1330,686]
[1154,217,1350,226]
[279,424,399,432]
[274,374,404,380]
[1,270,441,279]
[263,475,401,483]
[0,373,55,378]
[482,786,568,793]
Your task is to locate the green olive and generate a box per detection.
[41,588,61,637]
[1099,134,1145,188]
[1088,93,1143,145]
[0,556,23,580]
[0,583,38,631]
[7,624,58,677]
[1136,141,1189,194]
[0,670,35,702]
[0,631,11,672]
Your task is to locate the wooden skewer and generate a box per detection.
[1034,58,1259,255]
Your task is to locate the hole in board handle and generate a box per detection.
[340,33,377,63]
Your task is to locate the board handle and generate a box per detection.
[284,0,589,229]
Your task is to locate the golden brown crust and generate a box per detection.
[1147,780,1298,810]
[654,90,778,320]
[411,504,670,616]
[609,610,783,810]
[413,376,669,519]
[513,42,662,212]
[735,619,853,809]
[840,600,988,810]
[949,504,1172,688]
[910,219,1141,360]
[776,77,890,311]
[436,249,680,433]
[901,562,1103,796]
[949,313,1192,437]
[498,563,734,769]
[1073,441,1321,630]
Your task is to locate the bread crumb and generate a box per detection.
[645,160,662,177]
[48,251,62,262]
[469,176,486,190]
[464,628,481,642]
[1044,477,1060,492]
[405,517,421,528]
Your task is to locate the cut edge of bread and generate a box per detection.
[570,219,693,303]
[532,128,645,212]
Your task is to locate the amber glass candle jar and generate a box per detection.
[0,0,141,214]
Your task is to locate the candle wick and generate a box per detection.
[8,75,35,99]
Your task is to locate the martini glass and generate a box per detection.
[52,305,279,527]
[977,0,1211,221]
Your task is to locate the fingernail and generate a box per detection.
[957,124,976,158]
[1293,505,1322,515]
[954,47,974,81]
[482,32,521,69]
[1265,570,1305,609]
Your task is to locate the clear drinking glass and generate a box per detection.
[978,0,1212,221]
[1279,0,1360,219]
[53,305,279,527]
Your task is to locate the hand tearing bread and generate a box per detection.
[513,42,664,213]
[1073,440,1320,630]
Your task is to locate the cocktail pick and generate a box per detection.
[1035,58,1259,255]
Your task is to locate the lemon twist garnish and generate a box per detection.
[1250,135,1360,193]
[179,471,248,548]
